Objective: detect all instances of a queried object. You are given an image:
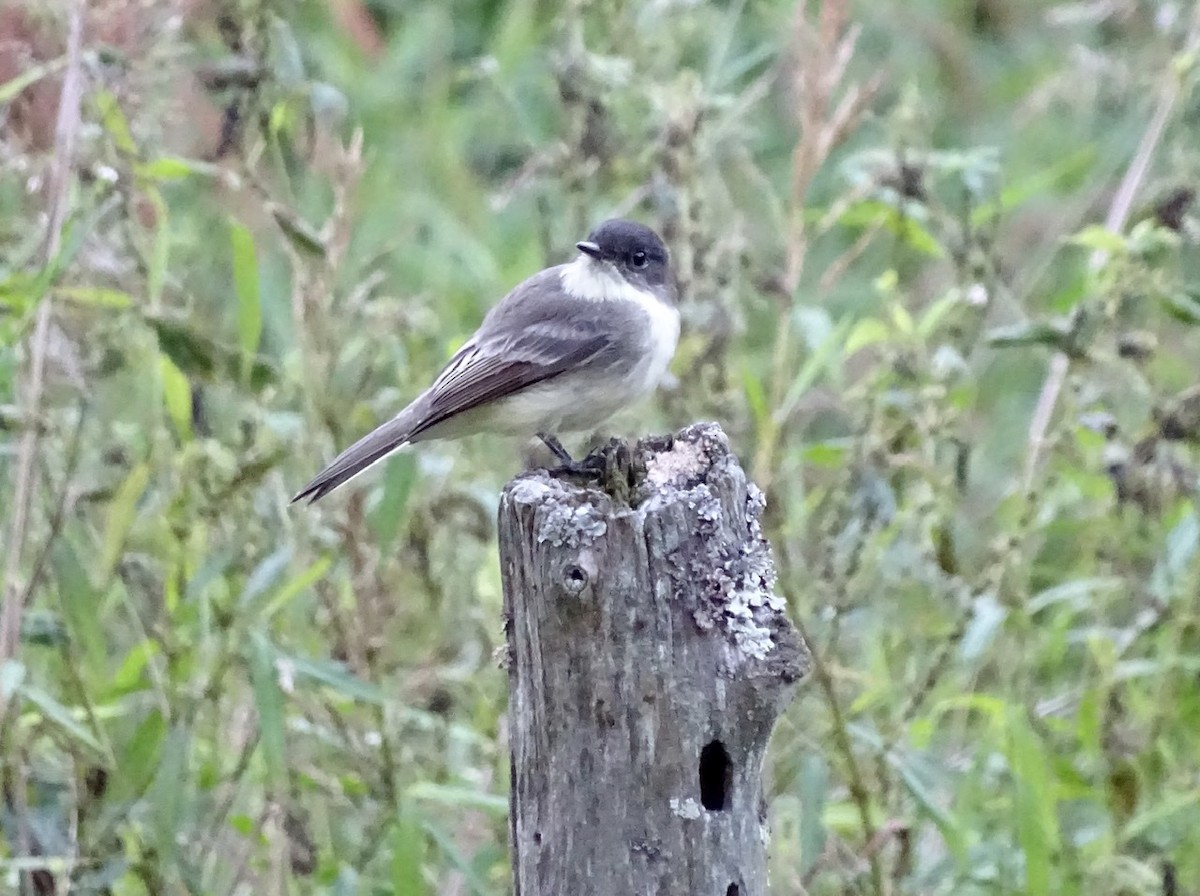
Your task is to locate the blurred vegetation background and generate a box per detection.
[2,0,1200,893]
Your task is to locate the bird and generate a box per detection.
[292,219,680,504]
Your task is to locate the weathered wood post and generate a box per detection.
[499,422,809,895]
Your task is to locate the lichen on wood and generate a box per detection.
[500,422,809,896]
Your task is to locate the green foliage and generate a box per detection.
[2,0,1200,893]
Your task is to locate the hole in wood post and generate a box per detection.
[699,740,732,810]
[726,884,740,896]
[560,562,589,596]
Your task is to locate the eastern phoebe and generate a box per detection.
[293,219,679,503]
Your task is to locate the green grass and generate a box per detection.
[2,0,1200,893]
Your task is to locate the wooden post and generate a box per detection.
[499,422,809,896]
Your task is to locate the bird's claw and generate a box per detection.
[545,437,636,502]
[537,432,576,465]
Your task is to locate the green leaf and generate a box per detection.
[1006,707,1058,894]
[740,366,768,430]
[247,632,287,792]
[281,651,385,704]
[51,538,106,673]
[823,800,869,836]
[371,455,418,551]
[1121,788,1200,843]
[1068,224,1126,254]
[148,726,190,863]
[230,814,257,836]
[0,271,43,314]
[0,55,67,104]
[107,639,161,698]
[230,221,263,382]
[1150,509,1199,602]
[136,156,225,182]
[148,315,216,378]
[186,550,235,602]
[56,286,134,308]
[1125,218,1178,260]
[240,547,294,609]
[886,750,965,860]
[257,556,333,622]
[146,314,277,389]
[776,317,852,420]
[797,753,828,875]
[160,352,192,441]
[114,709,167,800]
[931,693,1006,723]
[271,207,327,257]
[45,215,91,285]
[406,782,508,815]
[1028,577,1124,615]
[4,210,93,311]
[801,440,849,468]
[1159,290,1200,326]
[844,317,890,355]
[985,320,1076,354]
[99,463,151,586]
[143,187,170,307]
[20,610,67,646]
[392,801,428,896]
[895,218,943,257]
[917,294,962,338]
[838,200,943,257]
[421,820,492,895]
[95,90,137,154]
[19,684,104,754]
[970,146,1095,226]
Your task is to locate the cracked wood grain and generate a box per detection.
[500,422,809,896]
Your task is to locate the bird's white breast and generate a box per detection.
[558,256,680,396]
[636,289,681,392]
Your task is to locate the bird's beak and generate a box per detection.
[575,240,603,261]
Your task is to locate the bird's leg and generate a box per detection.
[537,432,576,465]
[540,432,608,478]
[542,434,636,500]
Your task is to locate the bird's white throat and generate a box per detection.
[559,255,679,397]
[559,255,653,305]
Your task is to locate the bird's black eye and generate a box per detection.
[631,250,648,269]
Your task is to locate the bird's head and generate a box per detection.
[575,219,672,295]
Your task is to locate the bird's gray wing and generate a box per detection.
[409,320,613,438]
[292,318,613,504]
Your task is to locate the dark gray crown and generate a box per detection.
[583,219,668,266]
[577,219,672,294]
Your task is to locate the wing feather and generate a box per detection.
[407,326,612,438]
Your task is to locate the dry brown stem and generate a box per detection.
[0,2,86,677]
[1021,5,1200,493]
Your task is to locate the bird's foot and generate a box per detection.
[537,432,576,466]
[544,434,636,502]
[541,430,605,478]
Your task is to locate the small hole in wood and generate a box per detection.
[560,563,589,595]
[699,740,732,810]
[726,885,740,896]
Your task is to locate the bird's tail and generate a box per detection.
[292,405,423,504]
